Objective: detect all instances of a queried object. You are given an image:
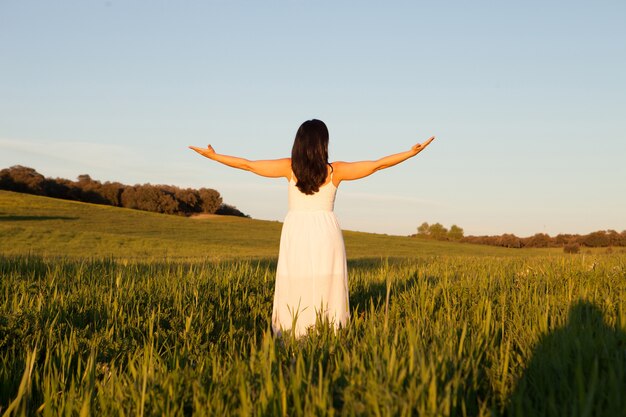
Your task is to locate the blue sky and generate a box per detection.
[1,1,625,236]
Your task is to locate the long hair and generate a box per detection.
[291,119,329,195]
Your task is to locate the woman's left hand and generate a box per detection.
[411,136,435,155]
[189,144,216,159]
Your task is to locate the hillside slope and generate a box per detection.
[0,191,548,259]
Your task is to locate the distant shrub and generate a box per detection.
[415,222,455,241]
[198,188,222,214]
[524,233,553,248]
[216,204,250,218]
[0,165,45,194]
[582,231,611,247]
[564,243,580,254]
[417,222,429,237]
[448,225,464,241]
[497,233,523,248]
[0,165,234,217]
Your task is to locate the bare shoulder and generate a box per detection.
[330,161,351,171]
[277,158,292,178]
[330,161,348,185]
[278,157,292,179]
[329,161,346,174]
[330,159,378,183]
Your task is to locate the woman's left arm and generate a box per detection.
[332,136,435,183]
[189,145,291,179]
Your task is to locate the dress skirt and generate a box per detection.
[272,210,349,337]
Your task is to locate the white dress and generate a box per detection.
[272,172,350,337]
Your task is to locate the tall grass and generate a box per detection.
[1,254,624,416]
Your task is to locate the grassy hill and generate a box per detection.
[0,190,553,260]
[2,189,624,416]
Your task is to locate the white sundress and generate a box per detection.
[271,171,350,337]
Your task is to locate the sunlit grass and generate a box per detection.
[1,254,625,416]
[2,190,625,416]
[1,190,555,260]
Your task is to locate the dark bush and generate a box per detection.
[0,165,234,217]
[563,243,580,254]
[216,204,249,218]
[0,165,45,194]
[198,188,222,214]
[497,233,523,248]
[523,233,554,248]
[582,231,610,247]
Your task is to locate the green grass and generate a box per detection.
[2,190,625,416]
[1,255,625,416]
[0,190,554,259]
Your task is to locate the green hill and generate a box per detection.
[0,190,550,259]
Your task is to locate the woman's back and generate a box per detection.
[273,167,348,337]
[288,171,337,212]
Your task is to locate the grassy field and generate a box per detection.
[0,190,556,260]
[1,190,625,416]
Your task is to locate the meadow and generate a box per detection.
[1,191,625,416]
[0,191,552,260]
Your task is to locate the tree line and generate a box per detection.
[414,222,626,249]
[461,231,626,249]
[415,222,465,241]
[0,165,248,217]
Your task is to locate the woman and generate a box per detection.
[190,119,434,337]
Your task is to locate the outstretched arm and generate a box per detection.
[189,145,291,179]
[333,136,435,183]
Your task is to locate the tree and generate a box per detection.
[429,223,448,240]
[198,188,222,214]
[121,184,180,214]
[448,225,464,241]
[0,165,45,194]
[0,169,17,191]
[555,234,577,246]
[1,165,238,218]
[99,182,125,206]
[582,231,610,247]
[74,174,108,204]
[42,178,72,200]
[77,174,93,185]
[417,222,430,237]
[524,233,553,248]
[607,230,620,246]
[497,233,522,248]
[175,188,202,213]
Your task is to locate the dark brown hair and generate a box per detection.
[291,119,330,195]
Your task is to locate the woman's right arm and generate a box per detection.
[189,145,291,179]
[333,136,435,183]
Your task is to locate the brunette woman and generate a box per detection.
[190,119,434,336]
